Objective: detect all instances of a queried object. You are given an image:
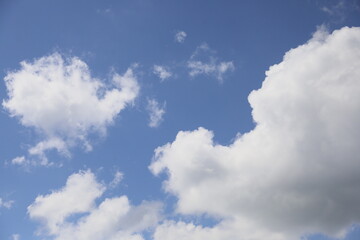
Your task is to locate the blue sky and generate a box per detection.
[1,0,360,239]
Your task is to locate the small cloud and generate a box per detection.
[187,43,234,82]
[10,155,57,168]
[147,99,166,128]
[109,170,123,189]
[153,65,172,82]
[174,31,187,43]
[28,138,70,165]
[321,6,334,15]
[0,198,14,209]
[11,156,27,166]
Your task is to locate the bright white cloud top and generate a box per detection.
[174,31,187,43]
[2,1,360,239]
[150,27,360,240]
[3,53,139,165]
[28,170,162,240]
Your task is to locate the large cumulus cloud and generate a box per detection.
[150,26,360,239]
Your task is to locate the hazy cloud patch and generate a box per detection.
[153,65,172,82]
[147,99,166,128]
[187,43,234,82]
[174,31,187,43]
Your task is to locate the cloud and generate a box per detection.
[174,31,187,43]
[11,156,26,165]
[0,198,14,209]
[109,170,124,189]
[154,219,293,240]
[28,170,162,240]
[187,43,234,82]
[147,99,166,128]
[3,53,140,165]
[153,65,172,82]
[150,26,360,240]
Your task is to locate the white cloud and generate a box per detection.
[28,170,162,240]
[28,170,105,234]
[187,60,234,81]
[187,43,234,82]
[0,198,14,209]
[11,156,26,165]
[153,65,172,82]
[10,155,44,169]
[174,31,187,43]
[147,99,166,128]
[3,53,140,165]
[109,170,124,188]
[150,26,360,240]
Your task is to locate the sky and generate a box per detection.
[0,0,360,239]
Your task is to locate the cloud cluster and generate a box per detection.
[174,31,187,43]
[3,53,139,165]
[150,26,360,240]
[153,65,172,82]
[28,170,162,240]
[187,43,234,82]
[147,99,166,128]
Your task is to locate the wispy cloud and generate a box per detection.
[0,197,14,209]
[147,99,166,128]
[153,65,172,82]
[174,31,187,43]
[320,0,358,22]
[187,43,234,82]
[109,170,123,189]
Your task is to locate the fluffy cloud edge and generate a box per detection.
[3,53,140,166]
[150,26,360,240]
[28,170,162,240]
